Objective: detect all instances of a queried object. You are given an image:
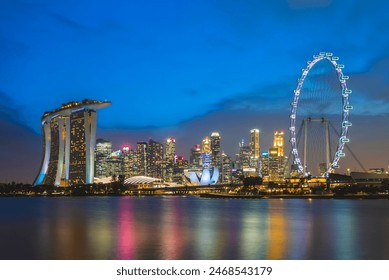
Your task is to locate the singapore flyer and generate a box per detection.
[289,52,353,177]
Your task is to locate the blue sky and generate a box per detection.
[1,0,389,182]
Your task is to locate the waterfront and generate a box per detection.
[0,196,388,260]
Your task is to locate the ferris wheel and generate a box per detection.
[289,52,353,177]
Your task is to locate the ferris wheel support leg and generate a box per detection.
[325,120,330,170]
[303,119,308,175]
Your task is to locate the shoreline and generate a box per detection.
[1,193,389,199]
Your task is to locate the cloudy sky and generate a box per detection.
[1,0,389,182]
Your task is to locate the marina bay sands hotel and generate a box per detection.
[34,99,111,186]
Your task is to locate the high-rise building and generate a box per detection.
[165,137,176,163]
[261,152,269,179]
[236,139,251,169]
[250,128,260,162]
[201,136,211,169]
[164,137,176,182]
[95,139,112,178]
[210,132,221,170]
[189,144,201,168]
[123,146,138,178]
[148,139,164,178]
[106,150,124,177]
[268,147,280,181]
[221,151,232,183]
[137,142,148,176]
[34,99,111,186]
[274,130,284,157]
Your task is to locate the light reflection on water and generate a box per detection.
[0,196,388,260]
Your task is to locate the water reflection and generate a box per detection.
[0,197,389,259]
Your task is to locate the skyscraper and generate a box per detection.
[221,151,232,183]
[137,142,148,176]
[34,99,111,186]
[210,132,221,170]
[123,146,138,178]
[236,139,251,169]
[250,128,260,162]
[274,130,284,157]
[165,137,176,163]
[201,136,211,169]
[148,139,164,178]
[190,144,201,168]
[95,139,112,178]
[164,137,176,182]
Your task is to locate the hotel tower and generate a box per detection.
[34,99,111,186]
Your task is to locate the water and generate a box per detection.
[0,196,388,260]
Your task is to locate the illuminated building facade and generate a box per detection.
[236,139,251,169]
[123,146,138,178]
[250,129,260,165]
[190,144,201,168]
[165,137,176,163]
[274,130,284,157]
[137,142,148,176]
[148,139,164,178]
[106,150,124,177]
[95,139,112,178]
[221,151,232,183]
[164,137,176,182]
[268,147,280,181]
[211,132,221,170]
[34,99,111,186]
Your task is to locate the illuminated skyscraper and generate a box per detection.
[201,136,211,154]
[210,132,221,170]
[190,144,201,168]
[165,137,176,163]
[268,147,280,181]
[236,139,251,169]
[164,137,176,181]
[123,146,138,178]
[34,99,111,186]
[273,130,284,157]
[250,129,260,160]
[137,142,148,176]
[95,139,112,178]
[148,139,164,178]
[221,151,232,183]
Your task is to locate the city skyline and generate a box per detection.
[1,0,389,182]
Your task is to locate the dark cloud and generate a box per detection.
[0,91,41,183]
[346,56,389,116]
[211,83,293,112]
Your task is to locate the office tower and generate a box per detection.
[190,144,201,168]
[164,137,176,182]
[236,139,251,169]
[260,152,269,178]
[106,150,124,178]
[123,146,138,178]
[95,139,112,178]
[210,132,221,170]
[34,99,111,186]
[148,139,164,178]
[274,130,284,157]
[268,147,280,181]
[221,151,232,183]
[137,142,148,176]
[249,128,260,168]
[165,137,176,163]
[201,136,211,169]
